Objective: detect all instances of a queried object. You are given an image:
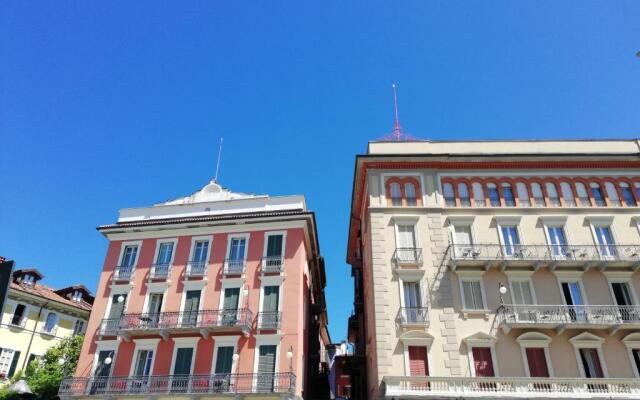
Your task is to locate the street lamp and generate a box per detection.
[232,353,239,373]
[498,282,508,304]
[286,346,294,374]
[117,295,125,304]
[104,357,112,365]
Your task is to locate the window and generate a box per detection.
[633,349,640,377]
[560,182,575,207]
[71,291,83,302]
[395,224,418,263]
[561,281,586,321]
[192,240,209,263]
[261,286,280,328]
[590,183,606,206]
[73,320,85,336]
[147,293,164,315]
[43,312,57,334]
[611,281,635,320]
[593,225,616,258]
[458,183,471,207]
[0,349,20,379]
[472,182,485,207]
[502,183,515,207]
[22,274,35,285]
[156,242,174,266]
[222,287,240,325]
[545,183,560,207]
[120,245,138,267]
[516,183,530,207]
[182,290,201,327]
[402,282,423,324]
[132,349,154,377]
[472,347,495,377]
[605,182,620,206]
[11,304,26,327]
[531,183,545,207]
[408,346,429,376]
[390,183,402,206]
[257,345,278,391]
[500,226,521,257]
[621,183,637,207]
[405,183,417,206]
[579,348,604,378]
[214,346,235,375]
[487,183,500,207]
[461,279,485,310]
[443,183,455,207]
[94,350,115,377]
[265,234,284,259]
[228,237,247,262]
[27,354,40,368]
[575,182,590,206]
[546,225,568,258]
[453,225,474,258]
[171,347,194,379]
[510,280,534,305]
[525,348,550,377]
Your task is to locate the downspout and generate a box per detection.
[22,300,49,370]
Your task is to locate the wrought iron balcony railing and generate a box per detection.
[446,244,640,271]
[498,304,640,332]
[98,318,120,336]
[114,309,253,335]
[185,261,207,278]
[112,265,134,282]
[59,373,296,397]
[257,311,282,329]
[261,256,284,274]
[383,376,640,398]
[223,259,245,276]
[392,248,423,267]
[149,263,171,280]
[396,307,429,327]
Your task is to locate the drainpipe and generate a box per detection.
[22,300,49,371]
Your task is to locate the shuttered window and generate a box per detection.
[472,347,495,377]
[408,346,429,376]
[461,280,485,310]
[525,348,549,377]
[214,346,234,374]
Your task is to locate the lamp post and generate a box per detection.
[498,282,508,304]
[286,346,294,374]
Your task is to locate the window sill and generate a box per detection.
[461,309,491,320]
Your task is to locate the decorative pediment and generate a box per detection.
[399,330,434,346]
[516,332,552,347]
[462,331,496,345]
[622,332,640,348]
[569,332,605,348]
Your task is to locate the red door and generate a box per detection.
[526,348,550,377]
[472,347,495,377]
[408,346,429,376]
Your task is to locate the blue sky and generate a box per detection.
[1,1,640,341]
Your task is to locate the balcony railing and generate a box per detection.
[115,309,253,336]
[384,376,640,398]
[112,265,133,282]
[446,244,640,271]
[223,259,245,276]
[392,248,423,267]
[261,256,284,274]
[59,373,296,397]
[257,311,282,329]
[98,318,120,336]
[396,307,429,327]
[185,261,207,278]
[498,304,640,332]
[149,263,171,280]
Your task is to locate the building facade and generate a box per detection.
[0,267,93,382]
[60,180,329,400]
[347,139,640,399]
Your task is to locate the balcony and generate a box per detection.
[112,265,133,283]
[185,261,207,279]
[498,304,640,334]
[98,318,120,337]
[261,256,284,275]
[59,373,296,398]
[446,244,640,272]
[392,248,423,270]
[223,259,245,276]
[116,309,253,339]
[257,311,282,330]
[384,376,640,399]
[149,263,171,280]
[396,307,429,328]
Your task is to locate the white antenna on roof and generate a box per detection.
[214,137,224,182]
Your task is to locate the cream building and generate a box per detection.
[0,268,93,381]
[346,139,640,399]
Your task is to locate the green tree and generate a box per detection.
[25,335,84,400]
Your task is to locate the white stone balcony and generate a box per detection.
[384,376,640,399]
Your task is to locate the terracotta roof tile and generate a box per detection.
[10,282,92,312]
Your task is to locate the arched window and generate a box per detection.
[502,183,515,207]
[620,183,637,207]
[443,183,455,207]
[545,183,560,207]
[405,183,417,206]
[575,182,590,206]
[531,183,545,207]
[487,183,500,207]
[590,182,606,206]
[472,182,485,207]
[560,182,575,207]
[516,182,530,207]
[458,183,471,207]
[390,183,402,206]
[605,182,620,206]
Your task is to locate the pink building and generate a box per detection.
[60,180,330,399]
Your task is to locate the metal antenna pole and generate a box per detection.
[215,137,224,182]
[392,84,401,141]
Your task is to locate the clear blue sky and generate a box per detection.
[1,2,640,341]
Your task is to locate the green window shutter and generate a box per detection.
[8,351,20,378]
[173,348,193,375]
[214,347,234,374]
[223,288,240,310]
[267,235,283,257]
[263,286,279,312]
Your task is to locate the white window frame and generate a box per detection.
[180,281,207,314]
[586,216,617,259]
[104,285,133,319]
[495,217,523,258]
[152,238,178,265]
[6,300,29,327]
[622,332,640,378]
[92,340,119,377]
[117,241,142,268]
[252,334,283,389]
[143,283,169,314]
[170,337,199,376]
[569,332,608,378]
[457,272,489,316]
[211,336,240,375]
[463,333,499,377]
[225,233,251,262]
[605,274,638,306]
[42,311,58,333]
[218,280,247,311]
[258,276,284,315]
[516,332,554,377]
[399,331,434,376]
[129,338,160,377]
[262,231,287,259]
[393,217,420,249]
[556,274,589,306]
[507,276,537,305]
[187,235,213,264]
[398,276,424,309]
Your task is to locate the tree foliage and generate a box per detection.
[21,335,84,400]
